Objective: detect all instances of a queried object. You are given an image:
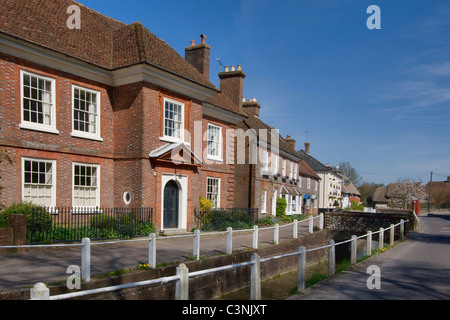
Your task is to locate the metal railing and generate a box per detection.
[28,218,409,300]
[26,206,154,243]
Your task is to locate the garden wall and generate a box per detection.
[0,214,26,249]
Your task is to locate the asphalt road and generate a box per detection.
[290,212,450,300]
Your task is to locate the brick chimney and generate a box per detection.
[185,34,211,79]
[242,97,261,117]
[286,135,296,150]
[219,65,246,112]
[304,142,311,155]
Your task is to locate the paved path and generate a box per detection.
[289,212,450,300]
[0,219,317,291]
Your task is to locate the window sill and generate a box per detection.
[20,123,60,135]
[71,131,104,142]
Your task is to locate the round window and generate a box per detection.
[123,190,132,205]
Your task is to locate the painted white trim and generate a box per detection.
[206,123,223,162]
[21,157,57,207]
[20,69,59,134]
[71,85,103,141]
[206,177,221,209]
[72,162,101,209]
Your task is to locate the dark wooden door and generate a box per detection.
[164,180,179,229]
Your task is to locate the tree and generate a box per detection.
[359,182,384,206]
[337,161,362,187]
[388,179,427,209]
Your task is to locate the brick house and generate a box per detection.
[297,157,321,215]
[0,0,246,232]
[220,66,304,217]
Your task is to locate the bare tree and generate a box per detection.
[337,161,362,187]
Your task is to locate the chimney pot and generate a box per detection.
[231,66,236,71]
[201,34,207,44]
[224,66,229,72]
[237,65,242,71]
[190,40,195,46]
[305,142,311,155]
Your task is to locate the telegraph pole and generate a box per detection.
[427,172,433,213]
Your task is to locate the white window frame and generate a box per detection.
[20,70,58,134]
[72,163,100,209]
[272,155,278,174]
[282,159,286,177]
[261,190,267,213]
[162,97,184,143]
[307,178,311,190]
[206,177,221,209]
[299,176,302,188]
[71,85,102,141]
[22,157,56,207]
[261,150,269,174]
[289,162,294,180]
[207,123,223,161]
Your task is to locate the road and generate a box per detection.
[290,212,450,300]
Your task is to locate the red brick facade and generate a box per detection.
[0,1,247,232]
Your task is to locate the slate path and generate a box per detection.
[0,219,317,291]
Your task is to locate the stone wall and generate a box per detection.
[325,211,415,238]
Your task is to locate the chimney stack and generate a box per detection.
[286,135,296,150]
[304,142,311,155]
[185,34,211,79]
[219,65,246,112]
[242,97,261,117]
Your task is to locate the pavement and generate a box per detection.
[0,219,316,292]
[289,212,450,300]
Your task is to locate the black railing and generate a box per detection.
[194,207,259,231]
[28,207,154,244]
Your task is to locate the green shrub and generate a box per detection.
[203,209,254,231]
[89,214,117,229]
[0,202,52,231]
[276,197,287,218]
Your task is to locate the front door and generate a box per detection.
[164,180,179,229]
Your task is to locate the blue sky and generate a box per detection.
[80,0,450,185]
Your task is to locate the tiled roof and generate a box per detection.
[205,92,247,116]
[296,149,330,172]
[298,160,321,180]
[0,0,217,90]
[242,115,301,160]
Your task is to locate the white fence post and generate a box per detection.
[30,283,50,300]
[226,227,233,255]
[149,233,156,269]
[379,227,384,249]
[319,213,324,230]
[250,253,261,300]
[175,264,189,300]
[351,235,357,264]
[252,225,259,249]
[328,240,335,277]
[297,246,306,292]
[400,219,405,241]
[293,219,298,239]
[390,224,395,247]
[193,229,200,260]
[366,231,372,256]
[274,224,279,245]
[309,216,313,234]
[81,238,91,282]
